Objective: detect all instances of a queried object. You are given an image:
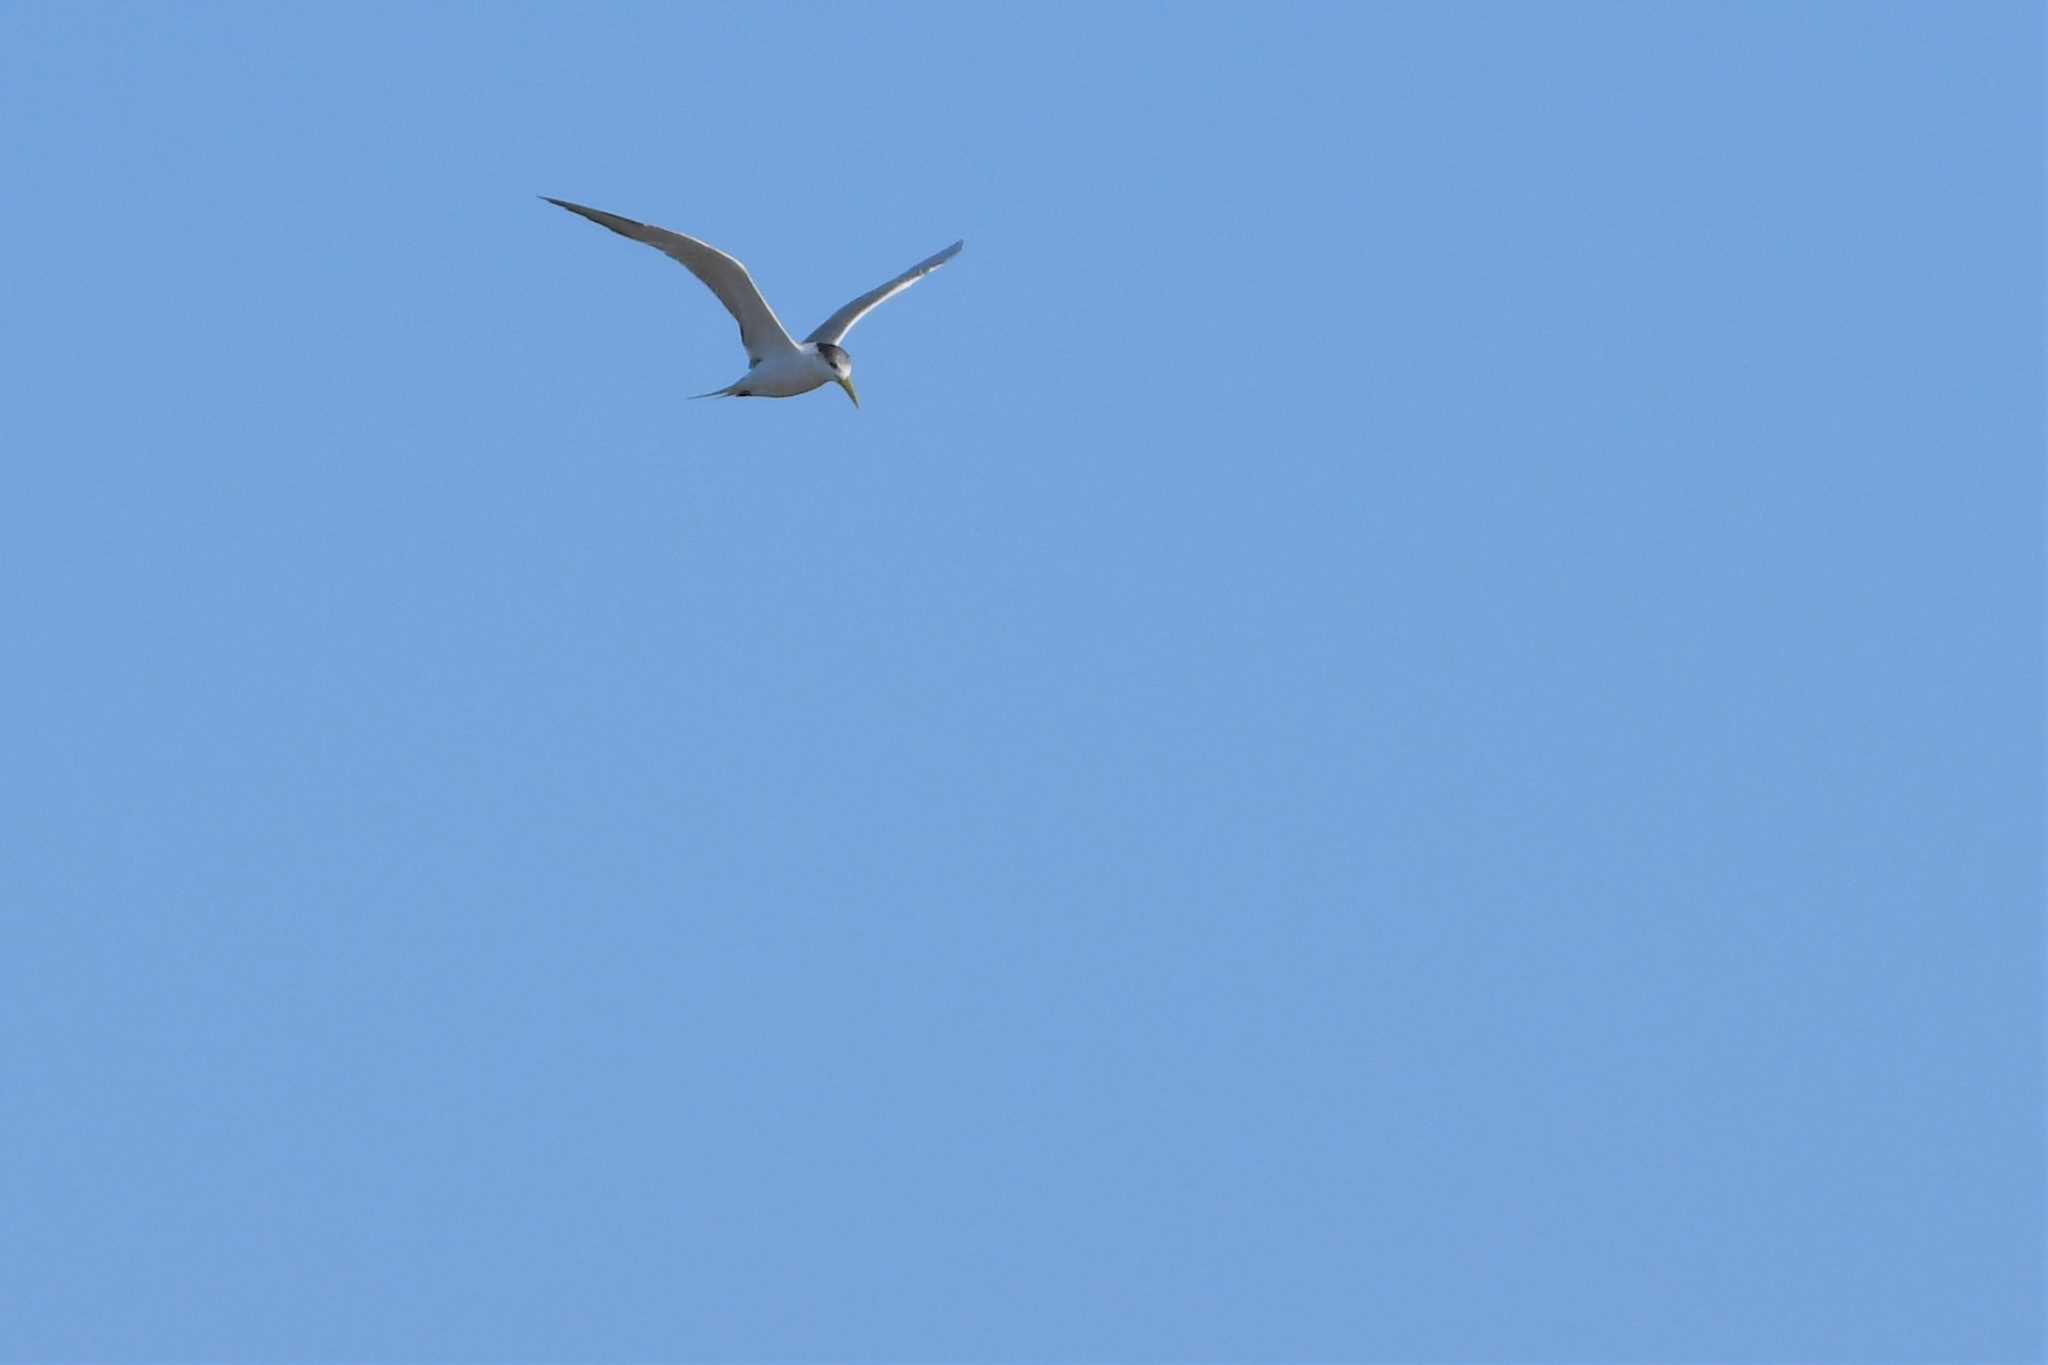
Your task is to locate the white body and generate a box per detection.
[726,344,840,399]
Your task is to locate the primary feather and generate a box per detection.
[807,240,965,346]
[541,197,798,363]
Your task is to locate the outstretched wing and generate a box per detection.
[543,197,799,363]
[805,240,964,346]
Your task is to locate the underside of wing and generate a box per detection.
[805,239,964,346]
[543,197,798,362]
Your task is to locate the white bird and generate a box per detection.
[543,197,963,408]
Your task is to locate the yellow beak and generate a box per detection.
[836,375,860,408]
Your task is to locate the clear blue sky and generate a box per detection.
[2,4,2039,1361]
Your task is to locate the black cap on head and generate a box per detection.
[816,342,851,372]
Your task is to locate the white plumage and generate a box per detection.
[543,197,963,408]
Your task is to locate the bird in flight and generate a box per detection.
[543,197,963,408]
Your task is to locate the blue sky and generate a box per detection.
[2,4,2039,1361]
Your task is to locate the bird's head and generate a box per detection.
[817,342,859,408]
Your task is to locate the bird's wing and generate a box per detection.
[543,197,799,362]
[805,240,964,346]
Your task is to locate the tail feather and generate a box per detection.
[689,383,739,400]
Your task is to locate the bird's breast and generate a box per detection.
[738,350,831,398]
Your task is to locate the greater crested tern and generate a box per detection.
[543,196,963,408]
